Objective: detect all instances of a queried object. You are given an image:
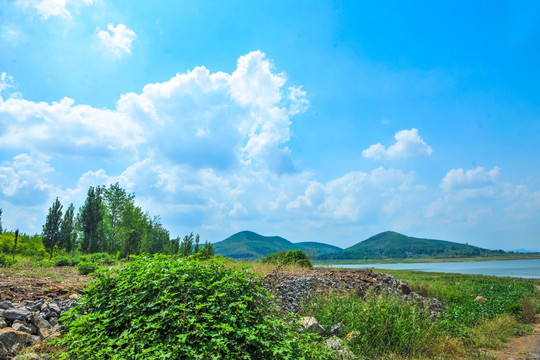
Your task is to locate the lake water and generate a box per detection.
[322,259,540,279]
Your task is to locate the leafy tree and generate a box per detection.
[59,203,75,253]
[42,198,63,259]
[178,232,194,257]
[121,202,146,257]
[79,187,105,253]
[0,208,3,234]
[102,183,135,254]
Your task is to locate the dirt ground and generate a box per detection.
[0,264,90,302]
[486,315,540,360]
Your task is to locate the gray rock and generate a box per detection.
[0,301,14,310]
[3,309,30,322]
[327,323,345,336]
[0,328,34,357]
[300,316,326,335]
[48,303,60,314]
[0,318,7,328]
[30,315,52,331]
[324,336,355,359]
[12,322,33,335]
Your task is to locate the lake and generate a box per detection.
[322,259,540,279]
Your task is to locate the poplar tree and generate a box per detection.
[59,203,75,253]
[79,187,104,253]
[42,198,63,259]
[0,208,3,234]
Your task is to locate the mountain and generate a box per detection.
[329,231,500,260]
[213,231,342,260]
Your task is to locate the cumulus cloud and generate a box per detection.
[362,128,433,160]
[97,24,137,58]
[440,166,500,193]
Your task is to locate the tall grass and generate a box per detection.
[301,290,446,359]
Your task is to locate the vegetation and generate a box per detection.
[329,231,508,260]
[58,256,326,360]
[261,249,313,268]
[213,230,342,260]
[300,269,539,359]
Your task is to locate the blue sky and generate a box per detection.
[1,0,539,250]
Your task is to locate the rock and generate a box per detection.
[11,322,33,335]
[397,280,412,295]
[0,318,7,329]
[474,296,488,302]
[69,293,81,300]
[300,316,326,335]
[0,328,35,358]
[0,302,14,310]
[48,303,60,314]
[3,309,31,322]
[324,336,355,359]
[327,323,345,336]
[30,315,52,331]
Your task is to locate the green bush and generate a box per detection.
[76,261,99,275]
[262,249,313,268]
[58,256,326,359]
[0,253,13,267]
[53,255,80,267]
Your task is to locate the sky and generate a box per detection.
[1,0,539,251]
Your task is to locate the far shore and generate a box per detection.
[314,253,540,265]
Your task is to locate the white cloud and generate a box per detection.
[440,166,500,193]
[15,0,94,19]
[97,24,137,58]
[362,128,433,160]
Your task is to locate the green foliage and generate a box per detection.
[214,230,342,260]
[0,253,14,267]
[302,290,442,358]
[262,249,313,268]
[59,203,76,253]
[42,198,63,259]
[332,231,503,260]
[58,256,326,360]
[0,208,2,234]
[0,231,46,257]
[77,261,99,275]
[53,255,80,267]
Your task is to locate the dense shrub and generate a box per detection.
[76,261,99,275]
[53,255,80,267]
[0,253,13,267]
[58,256,326,359]
[262,249,313,268]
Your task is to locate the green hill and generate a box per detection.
[213,231,342,260]
[330,231,501,260]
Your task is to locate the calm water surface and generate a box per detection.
[323,259,540,279]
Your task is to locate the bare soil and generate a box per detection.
[0,265,90,302]
[487,316,540,360]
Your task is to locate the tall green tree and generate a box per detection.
[42,198,63,259]
[59,203,75,253]
[179,233,194,257]
[79,187,105,253]
[0,208,3,234]
[121,202,146,257]
[103,183,135,254]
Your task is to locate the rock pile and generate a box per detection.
[263,268,445,317]
[0,299,77,359]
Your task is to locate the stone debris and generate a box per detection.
[0,298,77,359]
[263,268,446,316]
[475,296,488,302]
[300,316,326,335]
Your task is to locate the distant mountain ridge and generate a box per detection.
[213,230,504,260]
[212,231,342,260]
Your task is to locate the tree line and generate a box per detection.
[2,183,213,259]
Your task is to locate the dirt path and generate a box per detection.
[487,316,540,360]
